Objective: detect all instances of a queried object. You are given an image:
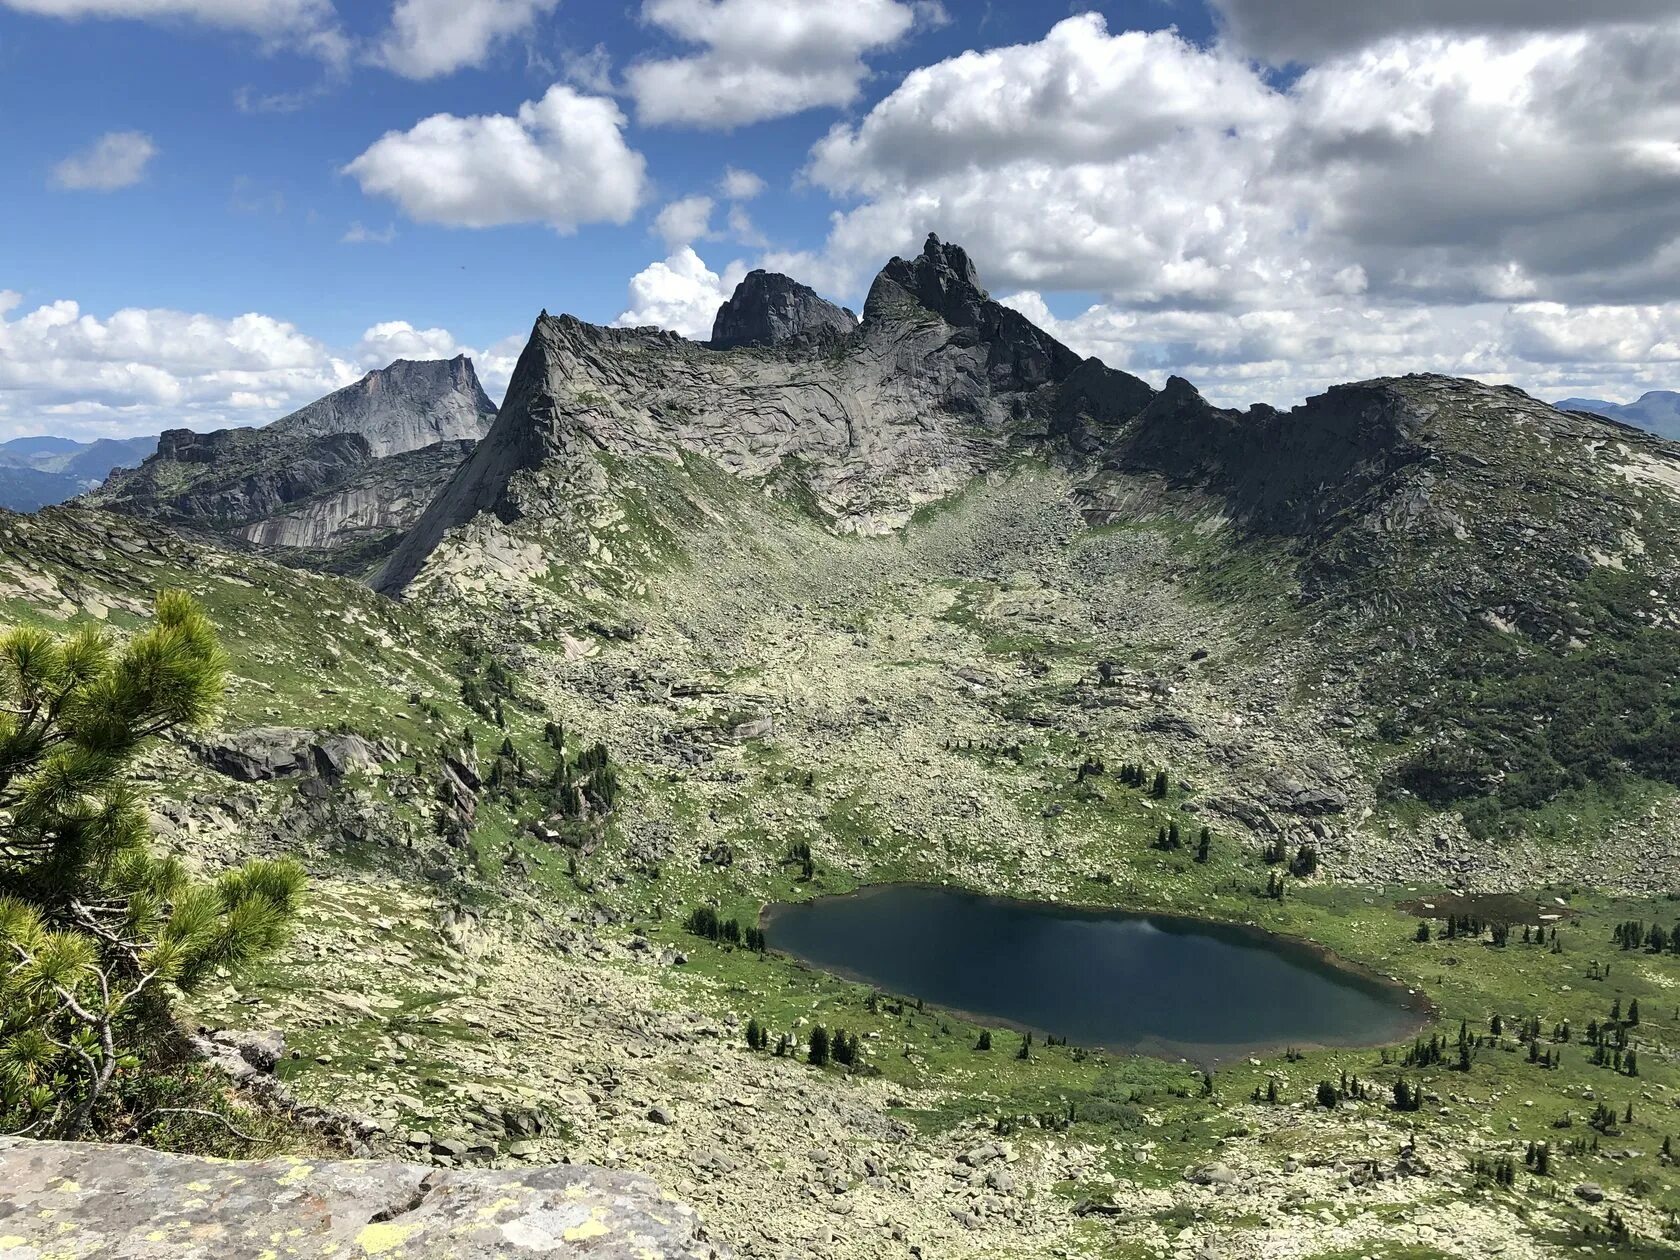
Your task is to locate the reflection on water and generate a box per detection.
[764,885,1425,1062]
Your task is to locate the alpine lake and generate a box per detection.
[763,884,1428,1064]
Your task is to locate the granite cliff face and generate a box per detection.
[92,357,497,567]
[376,235,1153,595]
[709,269,858,349]
[266,355,498,458]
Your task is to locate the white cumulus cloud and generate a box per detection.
[653,195,715,249]
[791,11,1680,406]
[354,321,469,367]
[0,293,353,439]
[343,85,647,232]
[0,292,525,440]
[1,0,348,63]
[1211,0,1679,63]
[614,248,747,341]
[374,0,559,79]
[626,0,924,129]
[719,166,765,200]
[50,131,157,191]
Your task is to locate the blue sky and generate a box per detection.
[3,3,1205,348]
[2,0,1678,439]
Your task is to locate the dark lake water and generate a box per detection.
[763,885,1425,1062]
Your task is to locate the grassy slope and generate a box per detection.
[396,454,1680,1253]
[7,466,1680,1255]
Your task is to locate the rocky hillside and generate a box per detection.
[375,236,1680,869]
[6,234,1680,1254]
[92,356,497,568]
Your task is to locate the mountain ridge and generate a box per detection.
[374,235,1156,596]
[91,355,498,566]
[0,433,158,511]
[1555,390,1680,441]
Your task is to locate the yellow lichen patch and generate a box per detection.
[354,1221,420,1255]
[563,1215,610,1243]
[49,1180,79,1194]
[0,1236,25,1249]
[185,1181,212,1192]
[276,1163,314,1187]
[475,1195,520,1219]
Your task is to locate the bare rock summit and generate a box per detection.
[709,270,858,350]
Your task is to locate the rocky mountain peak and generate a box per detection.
[91,355,501,563]
[375,239,1168,598]
[710,270,858,350]
[270,354,498,459]
[864,233,991,329]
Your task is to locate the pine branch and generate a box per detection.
[133,1107,264,1144]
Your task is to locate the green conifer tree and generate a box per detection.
[0,594,303,1139]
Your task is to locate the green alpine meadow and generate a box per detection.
[3,235,1680,1257]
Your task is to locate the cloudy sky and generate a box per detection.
[3,0,1679,440]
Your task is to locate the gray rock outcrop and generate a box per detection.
[267,356,497,459]
[189,727,388,784]
[376,235,1155,595]
[91,358,497,564]
[0,1137,725,1258]
[709,270,857,350]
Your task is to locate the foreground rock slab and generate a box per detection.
[0,1138,725,1259]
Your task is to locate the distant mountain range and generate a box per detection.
[1553,391,1680,440]
[0,433,159,511]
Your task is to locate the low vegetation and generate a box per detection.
[0,595,302,1147]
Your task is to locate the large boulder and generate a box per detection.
[0,1137,726,1258]
[190,727,386,784]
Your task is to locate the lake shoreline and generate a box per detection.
[759,880,1436,1067]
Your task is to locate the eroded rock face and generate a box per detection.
[91,359,496,564]
[0,1138,726,1258]
[376,235,1156,595]
[189,727,389,784]
[709,270,857,350]
[270,356,498,459]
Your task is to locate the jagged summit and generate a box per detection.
[864,233,988,327]
[867,234,1088,391]
[267,355,497,458]
[373,239,1158,597]
[709,270,857,350]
